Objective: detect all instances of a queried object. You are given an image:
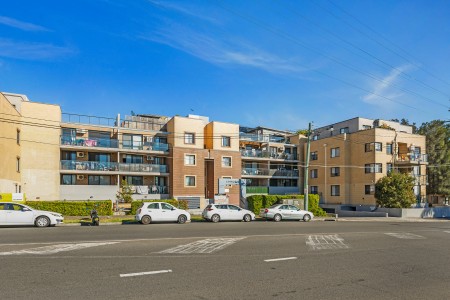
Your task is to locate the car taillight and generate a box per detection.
[137,208,141,214]
[264,209,268,213]
[207,208,214,211]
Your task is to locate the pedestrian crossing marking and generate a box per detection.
[0,242,118,256]
[384,232,425,239]
[306,235,349,250]
[159,237,245,254]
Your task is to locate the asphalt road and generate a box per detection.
[1,220,449,300]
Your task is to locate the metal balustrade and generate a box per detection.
[61,135,119,148]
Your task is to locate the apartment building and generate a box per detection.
[0,92,60,200]
[308,117,427,208]
[0,93,428,209]
[239,126,303,195]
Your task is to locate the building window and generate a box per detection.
[16,129,20,145]
[340,127,349,134]
[311,151,318,160]
[88,175,111,185]
[124,176,143,186]
[331,185,340,196]
[363,125,371,130]
[331,167,340,177]
[16,157,20,172]
[365,142,382,152]
[310,186,318,194]
[222,136,231,147]
[185,175,196,187]
[313,135,319,141]
[222,156,232,167]
[365,185,374,195]
[387,163,393,174]
[184,132,195,144]
[123,154,143,164]
[331,147,340,158]
[122,134,143,150]
[184,154,196,166]
[310,169,318,178]
[386,143,393,155]
[365,163,383,173]
[61,175,76,185]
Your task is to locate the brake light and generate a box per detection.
[137,208,141,214]
[207,208,214,211]
[264,209,268,213]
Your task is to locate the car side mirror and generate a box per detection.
[171,208,175,211]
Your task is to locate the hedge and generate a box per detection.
[247,194,326,217]
[25,200,112,216]
[130,199,189,215]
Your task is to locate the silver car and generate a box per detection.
[260,204,313,222]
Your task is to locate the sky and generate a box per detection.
[0,0,449,131]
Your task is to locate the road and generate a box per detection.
[1,220,449,300]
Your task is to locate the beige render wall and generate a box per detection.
[167,116,205,149]
[205,122,240,151]
[0,93,22,193]
[20,101,61,200]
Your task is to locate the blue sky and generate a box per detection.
[0,0,449,130]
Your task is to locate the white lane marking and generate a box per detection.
[159,237,245,254]
[384,233,425,239]
[0,242,118,256]
[120,270,172,278]
[306,235,349,250]
[444,231,450,234]
[264,257,297,262]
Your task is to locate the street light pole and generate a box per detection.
[304,122,312,211]
[324,143,327,203]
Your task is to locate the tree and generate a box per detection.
[418,120,450,196]
[296,129,309,136]
[116,179,133,203]
[375,172,416,208]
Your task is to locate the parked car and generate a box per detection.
[136,202,190,224]
[260,204,313,222]
[202,204,255,223]
[0,202,64,227]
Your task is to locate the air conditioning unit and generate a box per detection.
[76,128,87,134]
[77,175,85,180]
[77,152,85,158]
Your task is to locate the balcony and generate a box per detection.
[397,153,428,164]
[122,141,169,151]
[242,168,299,177]
[61,160,119,171]
[131,185,169,194]
[413,174,428,186]
[241,150,297,160]
[119,163,168,173]
[239,133,291,144]
[61,135,119,148]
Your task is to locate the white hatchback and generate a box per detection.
[202,204,255,223]
[136,202,191,224]
[0,202,64,227]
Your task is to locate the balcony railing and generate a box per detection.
[131,185,169,194]
[242,168,299,177]
[61,135,119,148]
[239,133,291,144]
[413,174,428,185]
[62,113,117,127]
[61,160,119,171]
[122,141,169,151]
[119,163,168,173]
[397,153,428,163]
[241,150,297,160]
[246,186,269,194]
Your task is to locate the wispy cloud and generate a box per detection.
[0,16,49,32]
[0,39,76,60]
[362,65,413,106]
[147,0,220,24]
[140,24,304,74]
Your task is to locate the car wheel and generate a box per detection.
[178,214,187,224]
[303,214,311,222]
[211,214,220,223]
[141,215,151,225]
[273,214,282,222]
[243,214,252,222]
[35,216,50,227]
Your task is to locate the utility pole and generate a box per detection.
[304,122,312,211]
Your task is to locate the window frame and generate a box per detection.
[184,154,196,166]
[310,169,318,178]
[331,185,340,196]
[184,132,195,145]
[330,147,340,158]
[221,136,231,147]
[311,151,318,160]
[184,175,196,187]
[365,163,383,173]
[222,156,232,168]
[330,167,340,177]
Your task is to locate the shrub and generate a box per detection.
[246,194,326,216]
[130,199,188,215]
[247,195,264,215]
[25,200,112,216]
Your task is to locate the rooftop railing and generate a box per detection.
[239,133,291,144]
[62,113,117,127]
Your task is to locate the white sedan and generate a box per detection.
[202,204,255,223]
[260,204,313,222]
[136,202,191,224]
[0,202,64,227]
